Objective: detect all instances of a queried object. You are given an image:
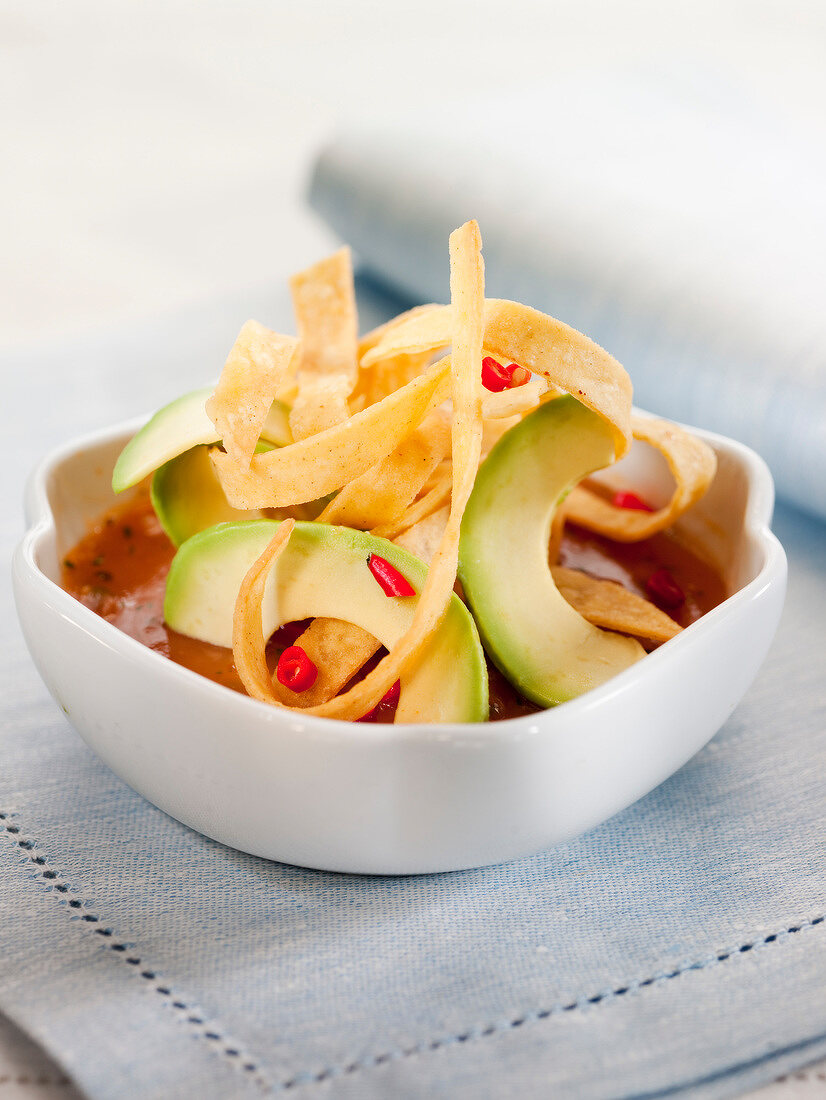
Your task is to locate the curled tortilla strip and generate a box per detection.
[361,299,633,459]
[358,303,441,361]
[371,462,453,541]
[293,219,485,720]
[350,351,435,411]
[393,504,450,566]
[317,409,450,530]
[205,321,299,466]
[551,566,682,644]
[563,416,717,542]
[481,374,548,419]
[270,618,381,708]
[351,305,442,410]
[232,520,296,704]
[289,248,358,441]
[210,356,451,509]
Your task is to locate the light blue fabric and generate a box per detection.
[309,70,826,525]
[2,281,825,1099]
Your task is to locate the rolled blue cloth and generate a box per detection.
[309,66,826,523]
[2,282,826,1098]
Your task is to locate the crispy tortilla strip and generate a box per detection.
[232,520,296,705]
[481,374,547,419]
[393,504,450,565]
[270,618,380,707]
[317,409,450,529]
[362,299,633,459]
[350,351,435,410]
[371,462,453,541]
[205,321,299,466]
[358,303,441,361]
[211,356,452,509]
[289,248,358,441]
[552,566,682,643]
[288,374,352,441]
[564,416,717,542]
[352,305,442,410]
[304,219,485,721]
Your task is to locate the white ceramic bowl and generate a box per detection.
[13,414,786,874]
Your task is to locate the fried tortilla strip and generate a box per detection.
[317,409,450,530]
[308,220,486,721]
[270,618,381,707]
[289,248,359,441]
[481,374,548,419]
[552,566,682,644]
[361,299,633,459]
[231,221,485,722]
[371,462,453,541]
[358,303,441,361]
[393,504,450,565]
[233,520,296,704]
[211,356,452,509]
[564,416,717,542]
[350,351,435,410]
[205,321,299,466]
[351,305,442,409]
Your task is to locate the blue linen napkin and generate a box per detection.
[2,278,826,1099]
[309,64,826,524]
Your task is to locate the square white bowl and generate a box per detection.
[13,415,786,874]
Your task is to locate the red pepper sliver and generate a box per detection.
[357,679,402,723]
[481,356,531,393]
[368,554,416,598]
[612,490,654,512]
[646,567,685,610]
[275,645,318,693]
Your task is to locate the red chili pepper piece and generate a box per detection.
[368,554,416,597]
[275,645,318,693]
[646,567,685,610]
[357,680,402,723]
[481,356,531,393]
[612,490,654,512]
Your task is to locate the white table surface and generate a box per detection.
[3,1,825,1095]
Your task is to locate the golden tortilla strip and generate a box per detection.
[269,618,381,708]
[317,409,450,530]
[230,221,486,721]
[551,566,682,643]
[289,248,358,441]
[393,504,450,566]
[564,415,717,542]
[210,356,452,509]
[205,321,299,466]
[361,298,633,459]
[481,375,547,420]
[371,462,453,541]
[233,520,297,704]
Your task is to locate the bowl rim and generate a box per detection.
[14,411,787,746]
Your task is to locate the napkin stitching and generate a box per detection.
[272,913,826,1093]
[3,810,823,1096]
[0,810,272,1095]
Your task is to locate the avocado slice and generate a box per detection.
[458,396,644,707]
[112,387,292,493]
[164,520,488,724]
[150,441,275,547]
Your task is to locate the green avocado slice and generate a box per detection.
[458,396,644,707]
[112,387,292,493]
[164,520,489,724]
[150,441,275,547]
